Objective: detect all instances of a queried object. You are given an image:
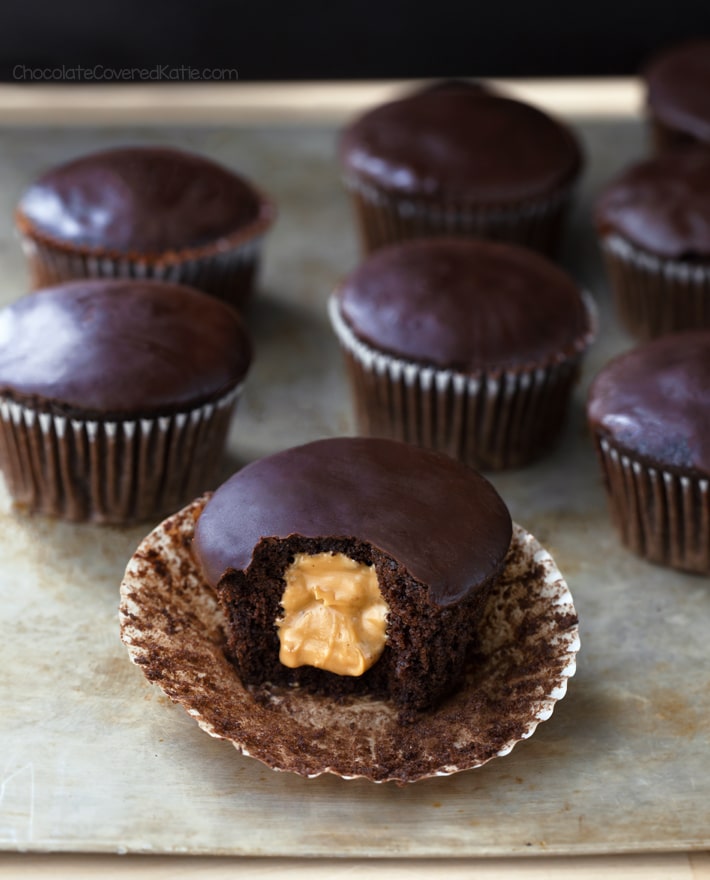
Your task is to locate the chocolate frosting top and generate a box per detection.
[587,331,710,475]
[645,40,710,142]
[339,91,583,202]
[193,437,512,606]
[336,238,592,371]
[595,146,710,259]
[0,279,252,417]
[17,146,263,254]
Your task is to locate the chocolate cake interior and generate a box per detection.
[217,534,497,714]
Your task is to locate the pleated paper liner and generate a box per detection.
[16,194,275,311]
[593,435,710,574]
[119,496,579,784]
[0,386,241,524]
[601,234,710,339]
[329,294,596,470]
[343,173,573,257]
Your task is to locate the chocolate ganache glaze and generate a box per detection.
[0,280,251,418]
[193,437,513,606]
[16,146,262,254]
[339,91,582,203]
[595,147,710,260]
[336,239,592,371]
[587,331,710,475]
[646,40,710,144]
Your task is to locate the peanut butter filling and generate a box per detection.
[277,552,388,676]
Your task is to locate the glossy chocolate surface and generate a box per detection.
[587,331,710,475]
[595,147,710,259]
[646,40,710,143]
[17,146,262,253]
[0,279,252,417]
[193,437,513,606]
[336,238,591,370]
[339,91,582,202]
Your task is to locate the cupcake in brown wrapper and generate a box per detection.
[0,279,252,523]
[329,238,595,470]
[15,146,276,310]
[595,146,710,339]
[339,89,582,258]
[644,40,710,153]
[587,331,710,573]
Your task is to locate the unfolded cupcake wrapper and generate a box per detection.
[18,233,265,311]
[342,173,573,257]
[0,386,241,524]
[600,234,710,339]
[329,296,595,470]
[593,435,710,574]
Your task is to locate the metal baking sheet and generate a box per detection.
[1,107,708,858]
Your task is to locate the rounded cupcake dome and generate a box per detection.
[330,238,595,470]
[587,331,710,476]
[14,146,276,310]
[595,146,710,261]
[194,435,512,605]
[587,331,710,573]
[339,90,582,204]
[16,145,269,256]
[0,279,252,418]
[0,279,252,523]
[644,39,710,151]
[595,146,710,338]
[335,237,592,371]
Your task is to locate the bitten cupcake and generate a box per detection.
[595,146,710,338]
[0,279,251,523]
[644,39,710,153]
[338,89,583,257]
[587,331,710,574]
[15,145,276,310]
[193,436,513,714]
[329,238,595,469]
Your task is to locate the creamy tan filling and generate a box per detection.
[276,552,388,676]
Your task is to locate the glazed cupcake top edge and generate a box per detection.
[338,90,583,203]
[587,331,710,476]
[16,145,274,256]
[595,146,710,260]
[0,279,252,418]
[193,436,513,606]
[334,238,594,372]
[645,39,710,143]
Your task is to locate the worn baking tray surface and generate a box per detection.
[1,113,708,857]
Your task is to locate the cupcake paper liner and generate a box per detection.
[594,435,710,573]
[119,496,579,784]
[0,386,241,524]
[18,233,266,311]
[343,173,573,257]
[600,234,710,339]
[329,294,596,470]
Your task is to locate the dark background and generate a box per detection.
[2,1,710,82]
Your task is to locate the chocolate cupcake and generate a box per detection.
[338,89,583,257]
[329,238,595,470]
[645,39,710,153]
[587,331,710,573]
[0,279,251,523]
[193,437,513,714]
[596,146,710,338]
[121,481,579,782]
[15,146,276,310]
